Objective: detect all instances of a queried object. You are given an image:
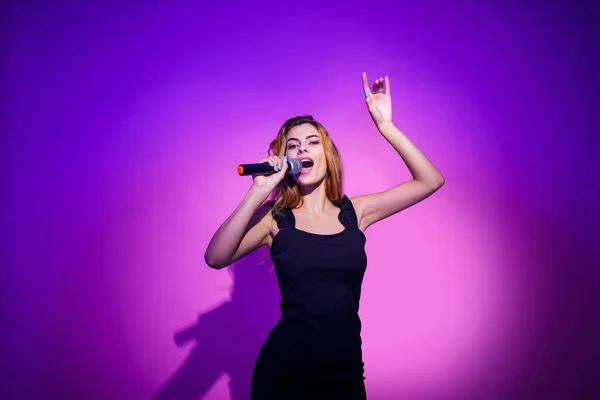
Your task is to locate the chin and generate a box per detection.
[295,174,326,187]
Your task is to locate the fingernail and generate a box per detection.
[364,90,369,97]
[284,156,288,162]
[279,164,283,170]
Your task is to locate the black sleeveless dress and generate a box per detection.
[250,195,368,400]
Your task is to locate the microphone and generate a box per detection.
[238,158,303,176]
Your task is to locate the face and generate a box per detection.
[284,124,327,187]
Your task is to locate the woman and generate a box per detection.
[204,73,444,399]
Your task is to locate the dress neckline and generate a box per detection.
[288,196,347,237]
[270,195,366,250]
[289,206,348,237]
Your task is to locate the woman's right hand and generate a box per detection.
[251,155,288,195]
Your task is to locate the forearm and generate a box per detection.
[376,121,444,188]
[204,186,268,268]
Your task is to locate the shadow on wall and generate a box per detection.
[154,248,281,400]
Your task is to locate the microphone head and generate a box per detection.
[288,158,303,175]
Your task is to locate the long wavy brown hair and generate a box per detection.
[268,115,343,215]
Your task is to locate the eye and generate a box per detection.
[309,141,319,145]
[288,144,298,150]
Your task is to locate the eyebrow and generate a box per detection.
[286,135,320,144]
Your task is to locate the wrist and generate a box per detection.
[376,120,396,133]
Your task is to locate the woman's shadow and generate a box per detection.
[154,248,281,400]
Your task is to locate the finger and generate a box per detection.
[379,77,384,94]
[280,156,288,173]
[362,72,371,97]
[277,155,285,172]
[273,155,283,172]
[371,78,378,94]
[384,75,390,96]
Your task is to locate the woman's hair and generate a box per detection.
[268,115,343,215]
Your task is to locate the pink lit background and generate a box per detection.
[2,1,598,399]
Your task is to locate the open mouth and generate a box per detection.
[299,158,314,175]
[300,159,314,168]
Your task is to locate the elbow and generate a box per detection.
[420,176,444,191]
[204,251,228,270]
[430,173,445,190]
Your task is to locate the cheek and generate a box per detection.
[319,159,328,175]
[319,154,327,168]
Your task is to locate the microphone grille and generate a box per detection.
[288,158,303,174]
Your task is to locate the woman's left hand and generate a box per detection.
[362,72,392,125]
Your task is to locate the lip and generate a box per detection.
[300,166,313,175]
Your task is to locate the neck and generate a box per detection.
[297,180,331,214]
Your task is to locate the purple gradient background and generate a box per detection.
[2,1,599,399]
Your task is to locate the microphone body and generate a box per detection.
[238,158,302,176]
